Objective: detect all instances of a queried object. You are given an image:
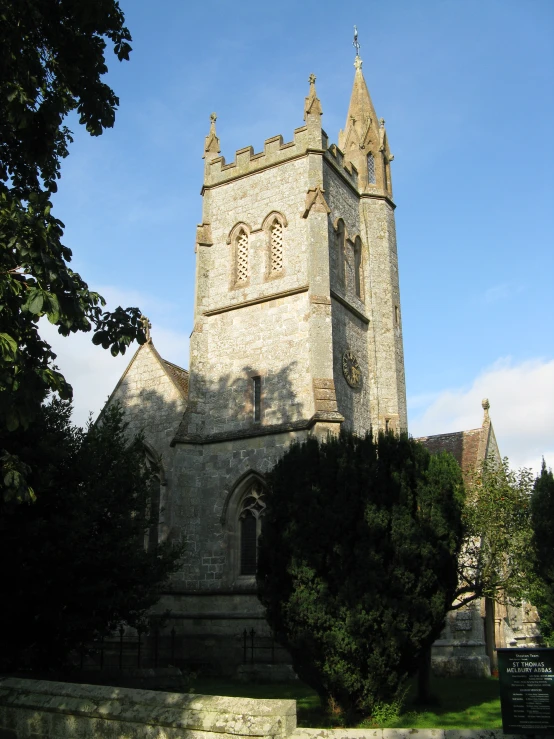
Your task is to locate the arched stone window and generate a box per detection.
[143,444,166,553]
[262,211,288,280]
[235,227,249,283]
[239,482,266,575]
[269,220,283,274]
[367,153,376,185]
[336,218,346,285]
[221,471,267,583]
[227,222,252,288]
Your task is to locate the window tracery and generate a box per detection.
[269,220,283,274]
[239,482,266,576]
[235,228,249,283]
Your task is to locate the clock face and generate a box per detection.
[342,350,362,388]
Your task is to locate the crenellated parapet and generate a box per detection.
[204,126,312,187]
[324,143,359,189]
[203,125,358,191]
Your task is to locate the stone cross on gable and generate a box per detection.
[140,315,152,343]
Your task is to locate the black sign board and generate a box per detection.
[498,648,554,734]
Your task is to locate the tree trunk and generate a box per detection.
[484,597,498,674]
[417,646,432,703]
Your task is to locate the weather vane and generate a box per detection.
[353,25,360,56]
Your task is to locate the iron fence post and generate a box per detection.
[137,627,142,668]
[119,624,124,670]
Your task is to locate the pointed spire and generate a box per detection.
[203,112,220,161]
[338,52,378,154]
[304,73,323,121]
[338,27,392,194]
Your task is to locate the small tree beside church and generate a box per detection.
[0,400,183,670]
[257,431,464,718]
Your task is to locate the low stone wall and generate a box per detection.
[0,677,296,739]
[292,731,534,739]
[0,678,536,739]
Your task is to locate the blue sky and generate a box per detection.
[46,0,554,471]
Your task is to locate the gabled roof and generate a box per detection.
[417,399,499,481]
[161,358,189,397]
[100,340,188,421]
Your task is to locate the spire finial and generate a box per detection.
[203,112,220,160]
[353,25,360,57]
[140,315,152,343]
[482,398,490,422]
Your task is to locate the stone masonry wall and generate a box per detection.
[331,302,371,435]
[169,429,310,592]
[190,292,313,438]
[104,343,187,544]
[360,197,407,432]
[0,678,296,739]
[205,158,310,311]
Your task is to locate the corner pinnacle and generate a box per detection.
[203,112,220,160]
[304,73,322,121]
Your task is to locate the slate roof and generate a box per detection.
[161,359,189,398]
[417,428,483,478]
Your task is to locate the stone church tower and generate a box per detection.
[105,53,408,671]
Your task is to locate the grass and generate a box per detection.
[189,675,502,729]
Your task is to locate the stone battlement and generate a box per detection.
[324,143,358,188]
[204,126,357,190]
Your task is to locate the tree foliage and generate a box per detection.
[530,460,554,645]
[257,431,464,717]
[1,0,145,499]
[455,458,534,609]
[0,400,183,670]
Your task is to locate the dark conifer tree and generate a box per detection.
[530,460,554,645]
[257,431,464,717]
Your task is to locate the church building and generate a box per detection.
[103,51,537,675]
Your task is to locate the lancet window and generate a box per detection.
[336,219,346,285]
[269,220,284,274]
[235,228,249,283]
[367,153,376,184]
[354,236,363,299]
[239,483,266,575]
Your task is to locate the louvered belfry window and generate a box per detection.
[239,483,266,576]
[270,220,283,273]
[236,228,249,282]
[367,153,376,184]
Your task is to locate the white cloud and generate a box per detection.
[408,357,554,474]
[41,287,189,428]
[483,282,525,304]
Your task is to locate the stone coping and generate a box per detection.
[0,678,296,737]
[291,731,537,739]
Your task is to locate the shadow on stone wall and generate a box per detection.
[175,360,307,441]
